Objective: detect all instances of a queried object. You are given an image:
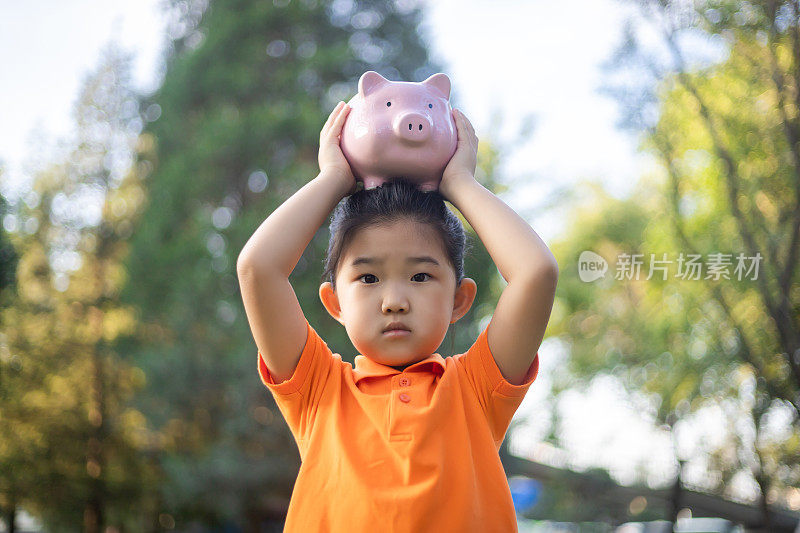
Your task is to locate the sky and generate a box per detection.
[0,0,765,505]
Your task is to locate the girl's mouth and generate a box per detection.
[383,329,411,337]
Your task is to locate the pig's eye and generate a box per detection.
[386,101,391,107]
[428,104,433,108]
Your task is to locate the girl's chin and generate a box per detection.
[363,346,418,364]
[356,335,437,363]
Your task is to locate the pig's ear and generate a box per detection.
[359,71,389,97]
[421,73,451,99]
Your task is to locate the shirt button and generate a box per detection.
[399,377,410,387]
[399,393,411,403]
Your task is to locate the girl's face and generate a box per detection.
[319,219,476,368]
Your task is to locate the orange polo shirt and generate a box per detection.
[257,318,539,532]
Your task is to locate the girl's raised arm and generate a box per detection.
[237,102,356,383]
[440,109,559,386]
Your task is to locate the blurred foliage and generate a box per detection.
[549,0,800,523]
[0,45,160,531]
[0,190,19,302]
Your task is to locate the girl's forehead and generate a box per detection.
[343,222,445,261]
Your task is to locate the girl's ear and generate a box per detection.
[450,277,477,324]
[319,282,344,324]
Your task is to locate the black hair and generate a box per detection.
[321,178,470,290]
[320,178,472,355]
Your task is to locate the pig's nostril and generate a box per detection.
[407,123,424,131]
[418,124,422,131]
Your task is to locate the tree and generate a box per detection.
[0,165,23,533]
[0,43,159,531]
[548,0,800,527]
[0,187,19,301]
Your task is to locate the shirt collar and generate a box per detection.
[353,352,446,385]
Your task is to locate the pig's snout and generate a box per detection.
[393,112,432,143]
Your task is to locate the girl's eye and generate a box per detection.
[428,103,433,108]
[358,273,430,283]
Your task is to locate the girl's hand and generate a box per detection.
[440,108,479,200]
[319,101,358,196]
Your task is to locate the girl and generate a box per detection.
[237,101,559,532]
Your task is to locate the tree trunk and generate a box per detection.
[755,468,773,532]
[85,305,107,533]
[5,503,16,533]
[669,458,684,527]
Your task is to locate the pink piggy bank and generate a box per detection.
[340,70,458,192]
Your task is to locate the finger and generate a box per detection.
[461,112,475,135]
[453,109,466,135]
[322,102,345,135]
[321,112,344,142]
[325,105,349,143]
[454,109,478,148]
[464,121,477,144]
[322,104,339,133]
[456,109,474,132]
[325,102,346,133]
[457,110,475,141]
[331,103,350,135]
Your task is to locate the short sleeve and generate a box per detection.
[257,318,336,443]
[453,323,539,444]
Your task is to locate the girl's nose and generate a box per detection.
[382,302,407,313]
[381,289,409,314]
[381,298,408,313]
